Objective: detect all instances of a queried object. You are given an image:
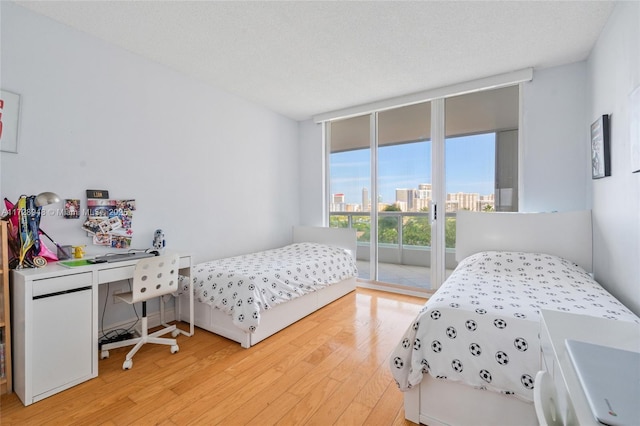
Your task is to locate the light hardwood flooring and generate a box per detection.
[1,288,426,425]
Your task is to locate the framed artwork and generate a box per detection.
[0,90,21,153]
[591,114,611,179]
[630,86,640,173]
[64,199,81,219]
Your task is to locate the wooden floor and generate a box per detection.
[1,288,426,425]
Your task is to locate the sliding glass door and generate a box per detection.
[328,115,372,279]
[442,87,519,274]
[327,85,519,292]
[376,103,431,288]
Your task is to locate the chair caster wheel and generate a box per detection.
[123,359,133,370]
[101,350,109,359]
[171,345,179,354]
[172,329,180,338]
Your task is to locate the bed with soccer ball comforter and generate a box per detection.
[390,250,640,402]
[187,242,358,334]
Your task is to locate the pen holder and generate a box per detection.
[57,245,72,260]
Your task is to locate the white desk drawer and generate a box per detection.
[33,272,92,297]
[98,266,135,284]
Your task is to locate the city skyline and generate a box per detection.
[330,133,496,207]
[331,183,495,213]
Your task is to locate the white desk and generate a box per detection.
[10,252,192,406]
[539,309,640,425]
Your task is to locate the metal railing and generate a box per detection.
[330,210,462,270]
[329,210,459,247]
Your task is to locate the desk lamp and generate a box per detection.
[34,191,61,207]
[34,191,63,256]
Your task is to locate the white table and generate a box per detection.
[539,309,640,425]
[10,252,192,406]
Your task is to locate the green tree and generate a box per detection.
[329,215,348,228]
[378,205,400,244]
[403,215,431,246]
[353,215,371,243]
[445,217,457,248]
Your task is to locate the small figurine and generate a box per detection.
[72,245,86,259]
[153,229,165,253]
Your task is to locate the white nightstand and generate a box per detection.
[538,309,640,425]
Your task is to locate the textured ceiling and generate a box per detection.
[14,1,615,121]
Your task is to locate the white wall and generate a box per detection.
[1,3,300,326]
[588,1,640,315]
[298,119,325,226]
[1,2,299,260]
[520,62,591,212]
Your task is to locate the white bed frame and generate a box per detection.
[178,226,357,348]
[403,210,593,426]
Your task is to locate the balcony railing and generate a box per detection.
[329,211,459,270]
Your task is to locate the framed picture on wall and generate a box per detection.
[591,114,611,179]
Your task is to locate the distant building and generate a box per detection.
[362,187,370,212]
[330,184,494,212]
[416,183,432,211]
[330,193,345,211]
[395,189,415,212]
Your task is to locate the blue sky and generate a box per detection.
[330,133,495,205]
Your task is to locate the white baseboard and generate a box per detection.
[357,280,431,299]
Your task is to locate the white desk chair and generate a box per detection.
[534,370,564,426]
[100,254,181,370]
